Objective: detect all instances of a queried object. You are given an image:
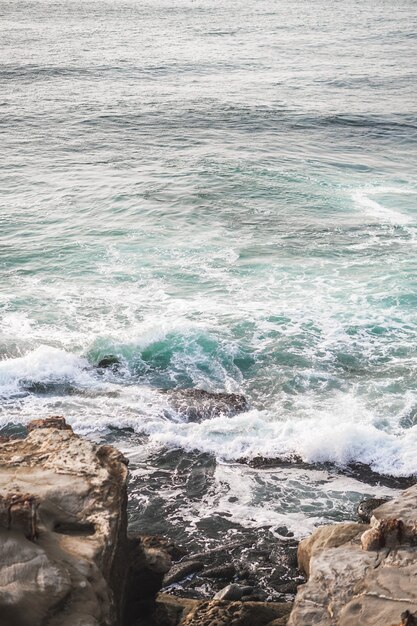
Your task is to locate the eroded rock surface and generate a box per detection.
[163,388,248,422]
[289,484,417,625]
[0,416,128,626]
[178,599,292,626]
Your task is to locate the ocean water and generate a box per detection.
[1,0,417,596]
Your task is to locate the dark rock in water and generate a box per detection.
[357,497,391,523]
[272,580,298,595]
[241,456,415,490]
[163,388,248,422]
[276,525,294,538]
[22,381,80,395]
[203,564,236,580]
[213,583,253,601]
[163,560,204,586]
[97,355,121,369]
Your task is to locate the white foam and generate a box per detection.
[128,454,399,539]
[0,346,91,397]
[352,187,416,225]
[132,406,417,478]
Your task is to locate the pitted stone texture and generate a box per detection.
[289,483,417,625]
[0,417,128,626]
[179,599,292,626]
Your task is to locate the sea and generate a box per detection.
[1,0,417,599]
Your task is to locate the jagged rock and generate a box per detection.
[163,389,248,422]
[213,584,253,601]
[163,560,204,586]
[203,564,236,580]
[289,484,417,625]
[179,599,292,626]
[275,526,294,538]
[357,497,391,523]
[27,415,72,432]
[97,355,121,369]
[0,416,128,626]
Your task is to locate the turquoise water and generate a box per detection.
[1,0,417,548]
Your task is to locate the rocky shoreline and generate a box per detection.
[1,416,416,626]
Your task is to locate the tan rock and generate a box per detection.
[297,522,365,576]
[0,417,128,626]
[289,482,417,625]
[179,599,292,626]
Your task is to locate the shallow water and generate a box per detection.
[1,0,417,597]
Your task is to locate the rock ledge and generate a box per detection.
[0,417,128,626]
[289,483,417,625]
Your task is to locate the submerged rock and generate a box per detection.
[0,416,128,626]
[163,388,248,422]
[97,355,121,369]
[289,483,417,625]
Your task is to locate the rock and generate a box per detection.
[267,619,292,626]
[239,457,414,490]
[272,581,298,596]
[203,564,236,580]
[97,355,121,369]
[139,534,187,561]
[276,526,294,538]
[241,592,269,602]
[163,560,204,587]
[357,497,391,523]
[297,522,365,577]
[399,611,417,626]
[179,599,292,626]
[124,535,172,624]
[361,518,404,551]
[288,483,417,625]
[213,584,253,601]
[154,594,199,626]
[0,416,128,626]
[27,415,72,432]
[163,388,248,422]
